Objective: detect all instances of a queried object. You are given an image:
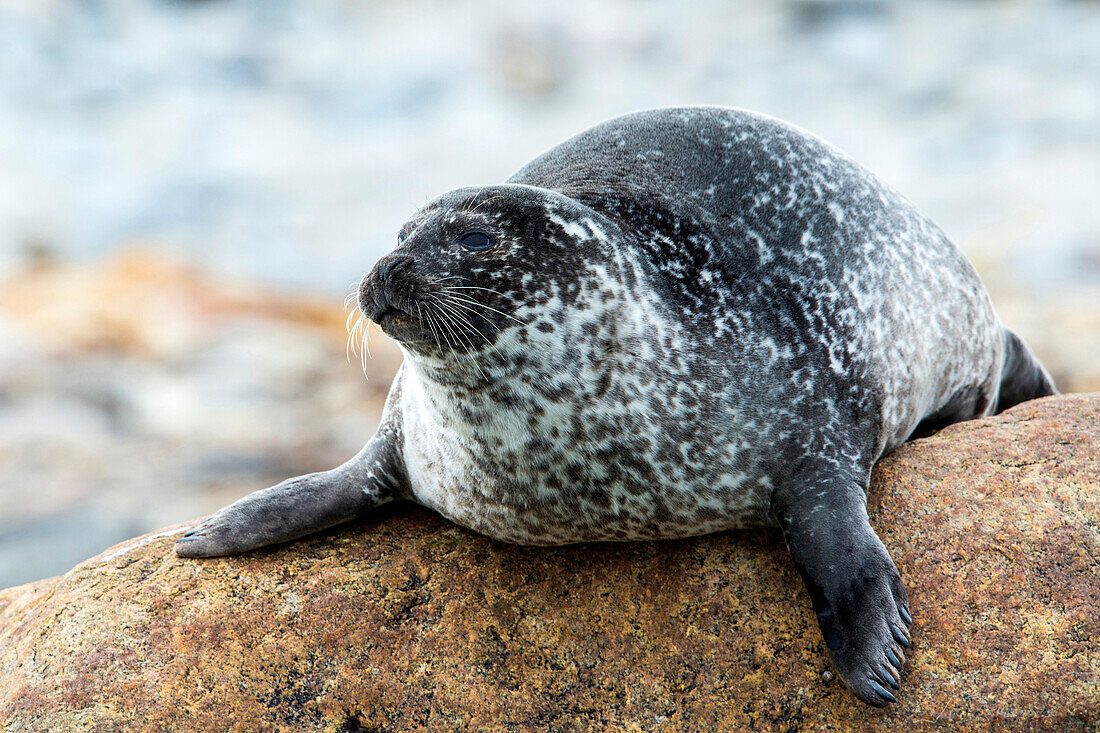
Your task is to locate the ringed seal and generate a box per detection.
[177,106,1057,706]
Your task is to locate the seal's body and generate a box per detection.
[177,107,1056,706]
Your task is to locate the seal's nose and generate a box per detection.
[376,255,413,284]
[359,255,416,319]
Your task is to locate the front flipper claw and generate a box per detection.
[877,664,899,689]
[892,623,912,648]
[174,465,392,558]
[174,513,243,558]
[774,465,913,706]
[864,679,897,706]
[809,540,912,706]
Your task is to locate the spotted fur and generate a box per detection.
[177,107,1056,707]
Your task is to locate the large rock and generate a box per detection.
[1,394,1097,731]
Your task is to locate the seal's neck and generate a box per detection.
[401,264,666,426]
[401,343,523,391]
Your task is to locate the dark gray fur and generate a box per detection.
[176,107,1056,706]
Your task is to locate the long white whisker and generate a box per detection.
[437,292,526,324]
[439,285,509,296]
[432,297,508,357]
[434,296,507,364]
[347,312,362,361]
[427,302,463,365]
[417,302,438,351]
[420,304,445,355]
[431,276,509,297]
[434,297,485,338]
[430,303,466,354]
[360,321,369,379]
[433,300,487,380]
[436,297,500,330]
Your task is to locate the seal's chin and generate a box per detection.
[372,307,428,344]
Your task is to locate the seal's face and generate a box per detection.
[357,184,616,366]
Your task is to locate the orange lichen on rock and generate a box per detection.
[0,394,1098,732]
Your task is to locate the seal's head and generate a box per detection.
[357,184,623,368]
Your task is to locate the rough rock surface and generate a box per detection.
[1,394,1097,732]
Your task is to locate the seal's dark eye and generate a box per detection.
[458,230,493,251]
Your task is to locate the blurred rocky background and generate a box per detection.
[0,0,1097,588]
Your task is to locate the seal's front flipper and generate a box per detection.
[772,467,912,707]
[174,469,380,557]
[175,433,405,558]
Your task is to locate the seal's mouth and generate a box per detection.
[373,306,403,324]
[353,255,518,360]
[373,306,416,333]
[363,299,427,344]
[354,255,431,344]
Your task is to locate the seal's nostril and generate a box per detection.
[376,255,413,284]
[377,259,396,282]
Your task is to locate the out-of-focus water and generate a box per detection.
[1,0,1098,294]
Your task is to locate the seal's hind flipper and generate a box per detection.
[772,463,912,706]
[996,329,1057,413]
